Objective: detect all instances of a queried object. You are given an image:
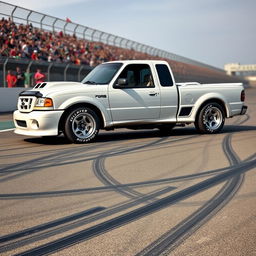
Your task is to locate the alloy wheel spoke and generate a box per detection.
[82,129,88,136]
[72,113,95,139]
[74,119,80,126]
[74,127,82,134]
[82,115,88,123]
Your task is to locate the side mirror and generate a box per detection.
[115,78,127,88]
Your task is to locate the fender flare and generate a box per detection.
[58,96,112,127]
[190,93,231,120]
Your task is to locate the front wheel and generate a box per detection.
[64,107,100,143]
[195,103,225,134]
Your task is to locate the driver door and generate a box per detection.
[109,64,160,122]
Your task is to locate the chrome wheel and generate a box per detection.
[71,112,96,139]
[204,106,223,131]
[195,102,225,134]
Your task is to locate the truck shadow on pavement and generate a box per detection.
[24,125,256,145]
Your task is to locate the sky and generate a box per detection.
[4,0,256,69]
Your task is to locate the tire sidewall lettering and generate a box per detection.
[75,128,98,143]
[69,109,88,123]
[199,103,224,133]
[65,107,99,143]
[202,104,214,132]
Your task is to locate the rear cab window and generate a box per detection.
[155,64,174,87]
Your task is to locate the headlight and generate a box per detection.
[33,97,54,110]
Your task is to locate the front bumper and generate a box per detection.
[240,105,247,115]
[13,110,64,136]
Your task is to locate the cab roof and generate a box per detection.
[104,60,169,65]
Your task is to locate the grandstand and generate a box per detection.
[0,1,245,88]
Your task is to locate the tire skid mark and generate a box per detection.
[136,175,243,256]
[93,131,222,202]
[1,115,252,254]
[0,154,255,200]
[92,137,168,199]
[0,136,208,253]
[14,156,256,256]
[0,138,130,182]
[0,187,175,253]
[92,135,199,200]
[136,135,244,256]
[171,134,215,194]
[93,156,143,199]
[0,135,196,181]
[0,207,105,244]
[0,142,111,172]
[135,114,250,255]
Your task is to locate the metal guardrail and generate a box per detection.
[0,1,224,72]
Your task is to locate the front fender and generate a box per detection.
[58,96,112,127]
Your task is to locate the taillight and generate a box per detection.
[241,90,245,102]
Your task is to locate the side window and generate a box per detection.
[155,64,173,87]
[116,64,154,88]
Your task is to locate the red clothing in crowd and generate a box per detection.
[6,73,17,88]
[31,51,38,60]
[34,71,45,83]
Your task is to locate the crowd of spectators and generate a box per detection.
[1,17,241,87]
[0,17,154,67]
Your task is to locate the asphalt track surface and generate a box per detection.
[0,88,256,256]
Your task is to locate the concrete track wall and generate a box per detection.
[0,88,26,113]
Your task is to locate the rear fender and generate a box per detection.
[191,93,231,120]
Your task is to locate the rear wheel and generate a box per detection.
[195,102,225,134]
[64,107,100,143]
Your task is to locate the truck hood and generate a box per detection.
[30,81,100,97]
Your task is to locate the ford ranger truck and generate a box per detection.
[13,60,247,143]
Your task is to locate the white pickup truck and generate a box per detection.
[14,60,247,143]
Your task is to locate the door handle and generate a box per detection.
[149,92,158,96]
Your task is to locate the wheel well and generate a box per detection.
[58,103,105,132]
[196,99,227,121]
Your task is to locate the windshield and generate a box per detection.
[82,63,123,84]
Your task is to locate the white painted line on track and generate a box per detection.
[0,128,15,133]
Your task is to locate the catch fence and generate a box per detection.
[0,1,223,72]
[0,57,92,87]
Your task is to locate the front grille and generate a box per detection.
[18,96,36,112]
[16,120,27,127]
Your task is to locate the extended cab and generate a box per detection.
[14,60,247,143]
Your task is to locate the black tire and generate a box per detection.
[64,107,100,143]
[195,102,225,134]
[158,123,176,135]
